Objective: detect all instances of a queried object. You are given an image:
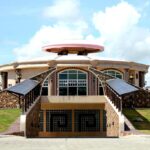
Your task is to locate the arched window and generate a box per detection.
[102,69,123,79]
[58,69,87,96]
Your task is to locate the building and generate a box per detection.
[0,43,149,137]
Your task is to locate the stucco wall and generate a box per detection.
[21,68,48,81]
[7,70,16,87]
[105,99,120,137]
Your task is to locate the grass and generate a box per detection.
[0,109,21,132]
[123,108,150,134]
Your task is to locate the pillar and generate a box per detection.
[139,71,145,87]
[0,72,8,90]
[15,69,22,83]
[124,69,129,82]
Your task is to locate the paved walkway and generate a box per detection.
[0,135,150,150]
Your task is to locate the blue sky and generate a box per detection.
[0,0,150,84]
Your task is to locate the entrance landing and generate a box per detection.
[41,96,106,104]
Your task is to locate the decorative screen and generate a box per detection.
[46,110,72,132]
[39,111,44,131]
[75,110,100,132]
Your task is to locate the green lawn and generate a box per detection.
[0,109,21,132]
[123,108,150,134]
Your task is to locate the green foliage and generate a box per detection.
[123,108,150,134]
[0,109,21,132]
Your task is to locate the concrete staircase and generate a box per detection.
[105,96,125,136]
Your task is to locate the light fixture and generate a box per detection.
[129,75,134,79]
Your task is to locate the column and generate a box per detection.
[15,69,22,83]
[139,71,145,87]
[124,69,129,82]
[0,72,8,90]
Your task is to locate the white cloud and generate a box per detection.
[92,1,150,85]
[43,0,80,20]
[13,1,150,85]
[13,22,88,61]
[93,1,140,40]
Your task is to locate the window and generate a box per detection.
[58,69,87,96]
[102,69,123,79]
[99,82,104,95]
[42,79,48,95]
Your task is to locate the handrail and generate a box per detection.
[88,67,122,112]
[105,83,122,112]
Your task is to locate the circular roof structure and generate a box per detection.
[42,43,104,55]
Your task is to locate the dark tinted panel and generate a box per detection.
[59,87,67,95]
[41,87,48,96]
[69,87,77,95]
[78,87,86,95]
[99,87,104,95]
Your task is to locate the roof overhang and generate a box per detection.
[42,43,104,55]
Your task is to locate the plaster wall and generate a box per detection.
[7,70,16,87]
[21,68,48,81]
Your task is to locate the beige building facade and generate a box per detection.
[0,43,149,138]
[0,58,148,91]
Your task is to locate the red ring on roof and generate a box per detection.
[42,43,104,54]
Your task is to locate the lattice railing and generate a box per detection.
[105,85,122,111]
[89,67,114,81]
[89,67,122,112]
[31,67,56,84]
[23,67,56,112]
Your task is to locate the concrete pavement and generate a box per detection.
[0,135,150,150]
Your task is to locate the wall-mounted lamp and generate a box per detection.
[129,74,134,79]
[129,74,134,84]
